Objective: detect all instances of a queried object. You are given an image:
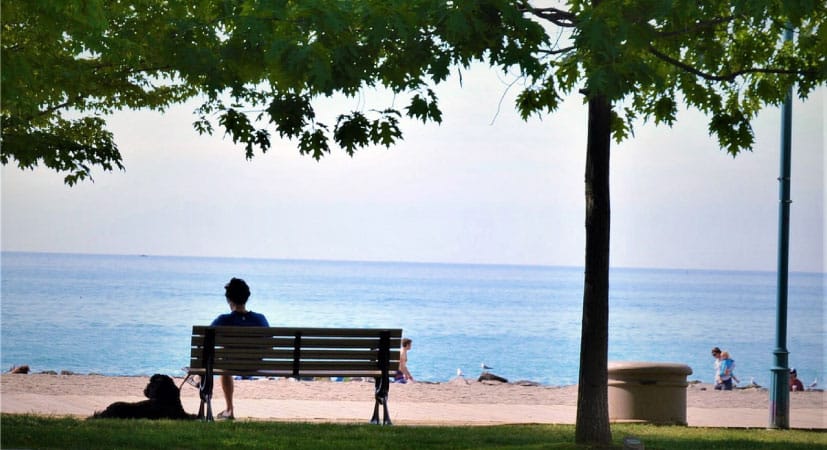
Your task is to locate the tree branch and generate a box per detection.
[35,99,81,119]
[537,45,575,55]
[653,16,735,39]
[27,63,183,121]
[87,62,174,77]
[647,45,813,82]
[519,5,577,27]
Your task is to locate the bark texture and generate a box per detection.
[575,93,612,445]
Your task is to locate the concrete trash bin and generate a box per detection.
[608,361,693,425]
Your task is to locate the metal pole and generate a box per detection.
[768,26,794,430]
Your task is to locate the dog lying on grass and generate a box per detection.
[91,374,194,420]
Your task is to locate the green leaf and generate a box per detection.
[652,96,677,125]
[406,94,430,123]
[370,112,403,148]
[298,127,330,161]
[334,112,371,156]
[405,89,442,124]
[266,94,315,139]
[610,110,631,143]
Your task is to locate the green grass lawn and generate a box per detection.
[2,414,825,449]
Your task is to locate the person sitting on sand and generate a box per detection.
[210,277,269,419]
[394,338,415,383]
[790,368,804,391]
[8,365,30,374]
[715,350,736,390]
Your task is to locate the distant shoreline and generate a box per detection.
[4,367,820,393]
[4,250,827,275]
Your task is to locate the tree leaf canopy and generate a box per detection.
[3,1,823,182]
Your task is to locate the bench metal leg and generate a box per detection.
[198,392,213,421]
[198,375,215,421]
[371,376,392,425]
[370,399,380,424]
[370,395,392,425]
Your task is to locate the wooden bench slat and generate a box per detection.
[188,368,386,377]
[192,337,402,349]
[296,349,401,360]
[192,355,401,366]
[210,361,294,371]
[200,348,295,359]
[188,362,396,373]
[188,361,399,377]
[192,337,401,349]
[193,360,394,372]
[194,348,400,360]
[209,358,399,368]
[193,325,402,338]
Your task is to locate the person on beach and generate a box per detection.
[711,347,723,385]
[394,338,415,383]
[790,368,805,391]
[210,277,269,419]
[714,350,736,390]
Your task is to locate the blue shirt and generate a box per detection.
[211,310,269,327]
[718,358,735,380]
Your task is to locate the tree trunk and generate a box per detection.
[575,93,612,445]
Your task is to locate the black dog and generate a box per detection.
[91,374,194,420]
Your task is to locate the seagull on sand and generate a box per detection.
[449,368,469,385]
[808,377,818,390]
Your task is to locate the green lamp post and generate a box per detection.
[768,26,794,430]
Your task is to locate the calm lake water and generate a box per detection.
[1,252,823,387]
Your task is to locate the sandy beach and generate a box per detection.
[1,374,824,429]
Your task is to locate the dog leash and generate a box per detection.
[179,368,201,391]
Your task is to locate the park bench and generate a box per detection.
[187,325,402,424]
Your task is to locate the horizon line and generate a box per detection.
[2,249,824,276]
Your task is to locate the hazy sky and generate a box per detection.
[2,65,824,272]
